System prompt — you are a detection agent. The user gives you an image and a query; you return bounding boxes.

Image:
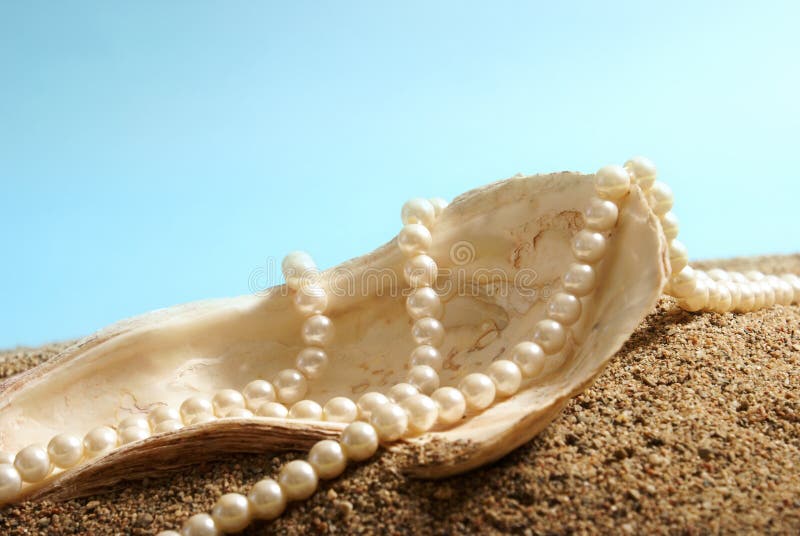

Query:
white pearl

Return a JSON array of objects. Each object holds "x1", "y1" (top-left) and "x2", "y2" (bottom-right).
[
  {"x1": 180, "y1": 397, "x2": 214, "y2": 424},
  {"x1": 723, "y1": 280, "x2": 741, "y2": 311},
  {"x1": 660, "y1": 212, "x2": 680, "y2": 240},
  {"x1": 148, "y1": 406, "x2": 181, "y2": 429},
  {"x1": 357, "y1": 392, "x2": 389, "y2": 421},
  {"x1": 730, "y1": 272, "x2": 749, "y2": 284},
  {"x1": 295, "y1": 347, "x2": 329, "y2": 380},
  {"x1": 679, "y1": 278, "x2": 709, "y2": 312},
  {"x1": 546, "y1": 292, "x2": 582, "y2": 326},
  {"x1": 242, "y1": 380, "x2": 277, "y2": 410},
  {"x1": 707, "y1": 280, "x2": 722, "y2": 311},
  {"x1": 83, "y1": 426, "x2": 118, "y2": 457},
  {"x1": 14, "y1": 445, "x2": 51, "y2": 482},
  {"x1": 322, "y1": 397, "x2": 358, "y2": 423},
  {"x1": 247, "y1": 478, "x2": 286, "y2": 520},
  {"x1": 751, "y1": 281, "x2": 766, "y2": 310},
  {"x1": 308, "y1": 439, "x2": 347, "y2": 479},
  {"x1": 584, "y1": 198, "x2": 619, "y2": 231},
  {"x1": 532, "y1": 319, "x2": 566, "y2": 355},
  {"x1": 406, "y1": 287, "x2": 443, "y2": 320},
  {"x1": 388, "y1": 383, "x2": 419, "y2": 404},
  {"x1": 768, "y1": 276, "x2": 793, "y2": 306},
  {"x1": 120, "y1": 426, "x2": 150, "y2": 444},
  {"x1": 571, "y1": 230, "x2": 607, "y2": 263},
  {"x1": 411, "y1": 317, "x2": 445, "y2": 347},
  {"x1": 780, "y1": 274, "x2": 800, "y2": 303},
  {"x1": 594, "y1": 165, "x2": 631, "y2": 200},
  {"x1": 401, "y1": 198, "x2": 436, "y2": 228},
  {"x1": 431, "y1": 387, "x2": 466, "y2": 425},
  {"x1": 256, "y1": 402, "x2": 288, "y2": 418},
  {"x1": 400, "y1": 394, "x2": 438, "y2": 434},
  {"x1": 486, "y1": 360, "x2": 522, "y2": 397},
  {"x1": 510, "y1": 341, "x2": 546, "y2": 378},
  {"x1": 409, "y1": 345, "x2": 443, "y2": 370},
  {"x1": 370, "y1": 402, "x2": 408, "y2": 441},
  {"x1": 211, "y1": 492, "x2": 252, "y2": 534},
  {"x1": 459, "y1": 373, "x2": 496, "y2": 411},
  {"x1": 47, "y1": 434, "x2": 84, "y2": 469},
  {"x1": 706, "y1": 268, "x2": 730, "y2": 281},
  {"x1": 736, "y1": 283, "x2": 756, "y2": 312},
  {"x1": 340, "y1": 422, "x2": 379, "y2": 461},
  {"x1": 404, "y1": 255, "x2": 438, "y2": 288},
  {"x1": 668, "y1": 239, "x2": 689, "y2": 273},
  {"x1": 715, "y1": 283, "x2": 733, "y2": 312},
  {"x1": 278, "y1": 459, "x2": 318, "y2": 501},
  {"x1": 294, "y1": 285, "x2": 328, "y2": 316},
  {"x1": 0, "y1": 463, "x2": 22, "y2": 504},
  {"x1": 301, "y1": 314, "x2": 334, "y2": 346},
  {"x1": 563, "y1": 263, "x2": 596, "y2": 297},
  {"x1": 746, "y1": 270, "x2": 765, "y2": 281},
  {"x1": 669, "y1": 266, "x2": 698, "y2": 297},
  {"x1": 221, "y1": 408, "x2": 253, "y2": 419},
  {"x1": 429, "y1": 197, "x2": 449, "y2": 218},
  {"x1": 398, "y1": 223, "x2": 433, "y2": 257},
  {"x1": 273, "y1": 369, "x2": 308, "y2": 405},
  {"x1": 281, "y1": 251, "x2": 318, "y2": 291},
  {"x1": 154, "y1": 419, "x2": 184, "y2": 433},
  {"x1": 181, "y1": 512, "x2": 220, "y2": 536},
  {"x1": 288, "y1": 400, "x2": 323, "y2": 420},
  {"x1": 624, "y1": 156, "x2": 657, "y2": 190},
  {"x1": 119, "y1": 416, "x2": 150, "y2": 431},
  {"x1": 761, "y1": 280, "x2": 776, "y2": 308},
  {"x1": 648, "y1": 181, "x2": 674, "y2": 215},
  {"x1": 407, "y1": 365, "x2": 440, "y2": 395},
  {"x1": 212, "y1": 389, "x2": 246, "y2": 417}
]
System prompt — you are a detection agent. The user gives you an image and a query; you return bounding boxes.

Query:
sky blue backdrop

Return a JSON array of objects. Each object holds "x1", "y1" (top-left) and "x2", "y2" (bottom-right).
[{"x1": 1, "y1": 1, "x2": 798, "y2": 347}]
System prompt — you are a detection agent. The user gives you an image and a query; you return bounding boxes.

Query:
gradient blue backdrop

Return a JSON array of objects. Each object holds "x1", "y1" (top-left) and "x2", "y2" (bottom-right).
[{"x1": 1, "y1": 1, "x2": 798, "y2": 348}]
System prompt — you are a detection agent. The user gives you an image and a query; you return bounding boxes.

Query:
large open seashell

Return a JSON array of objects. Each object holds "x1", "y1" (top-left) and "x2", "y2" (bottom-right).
[{"x1": 0, "y1": 171, "x2": 669, "y2": 502}]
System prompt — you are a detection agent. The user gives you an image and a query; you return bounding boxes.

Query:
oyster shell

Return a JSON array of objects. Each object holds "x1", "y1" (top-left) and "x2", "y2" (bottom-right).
[{"x1": 0, "y1": 171, "x2": 668, "y2": 502}]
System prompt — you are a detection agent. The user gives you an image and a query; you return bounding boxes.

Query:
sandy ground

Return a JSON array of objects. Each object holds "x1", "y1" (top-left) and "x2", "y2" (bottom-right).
[{"x1": 1, "y1": 255, "x2": 798, "y2": 535}]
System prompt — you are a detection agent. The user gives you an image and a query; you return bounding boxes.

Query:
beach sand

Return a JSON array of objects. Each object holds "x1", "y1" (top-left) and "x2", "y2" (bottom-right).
[{"x1": 1, "y1": 254, "x2": 798, "y2": 535}]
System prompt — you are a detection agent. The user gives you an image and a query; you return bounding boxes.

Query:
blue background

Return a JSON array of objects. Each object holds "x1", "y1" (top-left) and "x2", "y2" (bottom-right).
[{"x1": 1, "y1": 1, "x2": 798, "y2": 347}]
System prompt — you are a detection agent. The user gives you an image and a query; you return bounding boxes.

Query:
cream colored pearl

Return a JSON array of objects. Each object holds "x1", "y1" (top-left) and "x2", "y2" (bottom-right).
[
  {"x1": 730, "y1": 272, "x2": 749, "y2": 284},
  {"x1": 563, "y1": 263, "x2": 596, "y2": 297},
  {"x1": 661, "y1": 212, "x2": 680, "y2": 240},
  {"x1": 83, "y1": 426, "x2": 118, "y2": 457},
  {"x1": 388, "y1": 383, "x2": 419, "y2": 404},
  {"x1": 486, "y1": 360, "x2": 522, "y2": 397},
  {"x1": 624, "y1": 156, "x2": 657, "y2": 190},
  {"x1": 761, "y1": 280, "x2": 776, "y2": 308},
  {"x1": 0, "y1": 452, "x2": 14, "y2": 465},
  {"x1": 780, "y1": 274, "x2": 800, "y2": 302},
  {"x1": 584, "y1": 198, "x2": 618, "y2": 231},
  {"x1": 401, "y1": 198, "x2": 436, "y2": 228},
  {"x1": 706, "y1": 280, "x2": 722, "y2": 311},
  {"x1": 594, "y1": 164, "x2": 631, "y2": 200},
  {"x1": 404, "y1": 255, "x2": 438, "y2": 288},
  {"x1": 510, "y1": 341, "x2": 546, "y2": 378},
  {"x1": 679, "y1": 278, "x2": 709, "y2": 312},
  {"x1": 154, "y1": 419, "x2": 184, "y2": 433},
  {"x1": 180, "y1": 397, "x2": 214, "y2": 424},
  {"x1": 431, "y1": 387, "x2": 466, "y2": 425},
  {"x1": 14, "y1": 445, "x2": 51, "y2": 482},
  {"x1": 340, "y1": 422, "x2": 379, "y2": 461},
  {"x1": 723, "y1": 280, "x2": 741, "y2": 311},
  {"x1": 148, "y1": 406, "x2": 180, "y2": 429},
  {"x1": 459, "y1": 373, "x2": 496, "y2": 411},
  {"x1": 273, "y1": 369, "x2": 308, "y2": 405},
  {"x1": 713, "y1": 283, "x2": 733, "y2": 313},
  {"x1": 322, "y1": 397, "x2": 358, "y2": 423},
  {"x1": 751, "y1": 282, "x2": 766, "y2": 310},
  {"x1": 212, "y1": 389, "x2": 246, "y2": 417},
  {"x1": 247, "y1": 478, "x2": 286, "y2": 520},
  {"x1": 768, "y1": 276, "x2": 793, "y2": 306},
  {"x1": 411, "y1": 317, "x2": 445, "y2": 347},
  {"x1": 407, "y1": 365, "x2": 440, "y2": 395},
  {"x1": 181, "y1": 512, "x2": 220, "y2": 536},
  {"x1": 648, "y1": 181, "x2": 674, "y2": 215},
  {"x1": 301, "y1": 314, "x2": 334, "y2": 346},
  {"x1": 429, "y1": 197, "x2": 449, "y2": 218},
  {"x1": 398, "y1": 223, "x2": 433, "y2": 256},
  {"x1": 225, "y1": 385, "x2": 260, "y2": 411},
  {"x1": 357, "y1": 392, "x2": 389, "y2": 420},
  {"x1": 120, "y1": 426, "x2": 150, "y2": 444},
  {"x1": 706, "y1": 268, "x2": 730, "y2": 281},
  {"x1": 294, "y1": 285, "x2": 328, "y2": 316},
  {"x1": 406, "y1": 287, "x2": 443, "y2": 320},
  {"x1": 736, "y1": 283, "x2": 756, "y2": 312},
  {"x1": 289, "y1": 400, "x2": 323, "y2": 420},
  {"x1": 670, "y1": 266, "x2": 698, "y2": 298},
  {"x1": 546, "y1": 292, "x2": 582, "y2": 326},
  {"x1": 282, "y1": 251, "x2": 318, "y2": 291},
  {"x1": 370, "y1": 402, "x2": 408, "y2": 441},
  {"x1": 409, "y1": 345, "x2": 443, "y2": 370},
  {"x1": 119, "y1": 415, "x2": 149, "y2": 431},
  {"x1": 256, "y1": 402, "x2": 288, "y2": 418},
  {"x1": 746, "y1": 270, "x2": 765, "y2": 281},
  {"x1": 278, "y1": 460, "x2": 318, "y2": 501},
  {"x1": 400, "y1": 394, "x2": 438, "y2": 434},
  {"x1": 308, "y1": 439, "x2": 347, "y2": 479},
  {"x1": 295, "y1": 347, "x2": 329, "y2": 380},
  {"x1": 668, "y1": 239, "x2": 689, "y2": 273},
  {"x1": 0, "y1": 464, "x2": 22, "y2": 504},
  {"x1": 571, "y1": 230, "x2": 607, "y2": 263},
  {"x1": 532, "y1": 319, "x2": 566, "y2": 355},
  {"x1": 222, "y1": 408, "x2": 253, "y2": 419},
  {"x1": 47, "y1": 434, "x2": 84, "y2": 469},
  {"x1": 211, "y1": 492, "x2": 252, "y2": 533}
]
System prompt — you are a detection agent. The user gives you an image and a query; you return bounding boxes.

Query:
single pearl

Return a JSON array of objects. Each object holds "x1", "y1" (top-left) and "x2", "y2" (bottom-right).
[
  {"x1": 411, "y1": 317, "x2": 445, "y2": 347},
  {"x1": 295, "y1": 347, "x2": 329, "y2": 380},
  {"x1": 222, "y1": 408, "x2": 253, "y2": 419},
  {"x1": 679, "y1": 278, "x2": 709, "y2": 312},
  {"x1": 180, "y1": 397, "x2": 214, "y2": 424},
  {"x1": 760, "y1": 280, "x2": 776, "y2": 308},
  {"x1": 660, "y1": 212, "x2": 680, "y2": 240},
  {"x1": 47, "y1": 434, "x2": 84, "y2": 469},
  {"x1": 746, "y1": 270, "x2": 765, "y2": 281},
  {"x1": 431, "y1": 387, "x2": 466, "y2": 425},
  {"x1": 624, "y1": 156, "x2": 657, "y2": 190},
  {"x1": 212, "y1": 389, "x2": 246, "y2": 417},
  {"x1": 119, "y1": 415, "x2": 150, "y2": 431},
  {"x1": 242, "y1": 379, "x2": 277, "y2": 409},
  {"x1": 768, "y1": 276, "x2": 793, "y2": 306},
  {"x1": 723, "y1": 280, "x2": 742, "y2": 311},
  {"x1": 256, "y1": 402, "x2": 289, "y2": 418},
  {"x1": 730, "y1": 272, "x2": 749, "y2": 284},
  {"x1": 459, "y1": 373, "x2": 496, "y2": 411},
  {"x1": 751, "y1": 281, "x2": 766, "y2": 310},
  {"x1": 594, "y1": 164, "x2": 631, "y2": 200},
  {"x1": 278, "y1": 460, "x2": 318, "y2": 501},
  {"x1": 571, "y1": 230, "x2": 607, "y2": 263},
  {"x1": 532, "y1": 319, "x2": 566, "y2": 355},
  {"x1": 388, "y1": 383, "x2": 419, "y2": 404},
  {"x1": 83, "y1": 426, "x2": 118, "y2": 458},
  {"x1": 407, "y1": 365, "x2": 440, "y2": 395},
  {"x1": 211, "y1": 492, "x2": 252, "y2": 534},
  {"x1": 401, "y1": 198, "x2": 436, "y2": 228},
  {"x1": 301, "y1": 314, "x2": 334, "y2": 347},
  {"x1": 668, "y1": 239, "x2": 689, "y2": 273},
  {"x1": 0, "y1": 464, "x2": 22, "y2": 504},
  {"x1": 670, "y1": 266, "x2": 698, "y2": 298},
  {"x1": 322, "y1": 397, "x2": 358, "y2": 423},
  {"x1": 294, "y1": 285, "x2": 328, "y2": 316},
  {"x1": 713, "y1": 283, "x2": 733, "y2": 313},
  {"x1": 181, "y1": 512, "x2": 220, "y2": 536},
  {"x1": 247, "y1": 478, "x2": 286, "y2": 520},
  {"x1": 148, "y1": 406, "x2": 181, "y2": 429},
  {"x1": 289, "y1": 400, "x2": 323, "y2": 420},
  {"x1": 486, "y1": 360, "x2": 522, "y2": 397},
  {"x1": 429, "y1": 197, "x2": 449, "y2": 218},
  {"x1": 546, "y1": 292, "x2": 582, "y2": 326},
  {"x1": 120, "y1": 426, "x2": 150, "y2": 444},
  {"x1": 584, "y1": 198, "x2": 619, "y2": 231},
  {"x1": 398, "y1": 223, "x2": 433, "y2": 257},
  {"x1": 357, "y1": 392, "x2": 389, "y2": 421},
  {"x1": 706, "y1": 268, "x2": 731, "y2": 281},
  {"x1": 780, "y1": 273, "x2": 800, "y2": 303},
  {"x1": 563, "y1": 263, "x2": 596, "y2": 297},
  {"x1": 281, "y1": 251, "x2": 318, "y2": 291},
  {"x1": 706, "y1": 280, "x2": 722, "y2": 311},
  {"x1": 14, "y1": 445, "x2": 51, "y2": 482},
  {"x1": 510, "y1": 341, "x2": 546, "y2": 378},
  {"x1": 340, "y1": 422, "x2": 379, "y2": 461},
  {"x1": 154, "y1": 419, "x2": 184, "y2": 433},
  {"x1": 648, "y1": 181, "x2": 674, "y2": 215},
  {"x1": 406, "y1": 287, "x2": 443, "y2": 320},
  {"x1": 370, "y1": 402, "x2": 408, "y2": 441},
  {"x1": 308, "y1": 439, "x2": 347, "y2": 479},
  {"x1": 404, "y1": 255, "x2": 438, "y2": 288},
  {"x1": 409, "y1": 345, "x2": 443, "y2": 370},
  {"x1": 273, "y1": 369, "x2": 308, "y2": 405},
  {"x1": 400, "y1": 394, "x2": 438, "y2": 434},
  {"x1": 736, "y1": 283, "x2": 756, "y2": 312},
  {"x1": 0, "y1": 452, "x2": 14, "y2": 465}
]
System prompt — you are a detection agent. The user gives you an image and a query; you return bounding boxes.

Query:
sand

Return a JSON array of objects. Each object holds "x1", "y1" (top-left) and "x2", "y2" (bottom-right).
[{"x1": 1, "y1": 254, "x2": 798, "y2": 535}]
